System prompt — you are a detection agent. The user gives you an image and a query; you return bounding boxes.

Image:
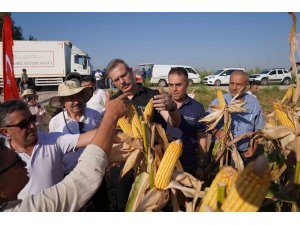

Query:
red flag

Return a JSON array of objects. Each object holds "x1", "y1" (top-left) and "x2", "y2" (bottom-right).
[{"x1": 2, "y1": 15, "x2": 20, "y2": 101}]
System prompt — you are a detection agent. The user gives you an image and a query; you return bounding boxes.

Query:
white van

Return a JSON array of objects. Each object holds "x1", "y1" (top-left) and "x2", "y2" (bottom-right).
[
  {"x1": 137, "y1": 64, "x2": 201, "y2": 87},
  {"x1": 203, "y1": 68, "x2": 245, "y2": 86}
]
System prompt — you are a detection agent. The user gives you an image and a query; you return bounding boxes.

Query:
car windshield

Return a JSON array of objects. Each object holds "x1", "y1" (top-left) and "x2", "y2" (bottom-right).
[
  {"x1": 260, "y1": 69, "x2": 271, "y2": 74},
  {"x1": 213, "y1": 70, "x2": 224, "y2": 75}
]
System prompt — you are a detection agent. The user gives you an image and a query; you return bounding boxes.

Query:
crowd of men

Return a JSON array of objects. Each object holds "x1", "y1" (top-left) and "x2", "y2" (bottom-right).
[{"x1": 0, "y1": 58, "x2": 264, "y2": 212}]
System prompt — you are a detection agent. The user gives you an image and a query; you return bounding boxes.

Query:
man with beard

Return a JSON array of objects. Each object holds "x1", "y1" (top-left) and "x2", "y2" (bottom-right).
[
  {"x1": 0, "y1": 100, "x2": 99, "y2": 200},
  {"x1": 105, "y1": 58, "x2": 181, "y2": 211}
]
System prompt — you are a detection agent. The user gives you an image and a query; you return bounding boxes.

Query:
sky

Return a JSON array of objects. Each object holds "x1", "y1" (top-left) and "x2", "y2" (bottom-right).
[{"x1": 11, "y1": 12, "x2": 300, "y2": 72}]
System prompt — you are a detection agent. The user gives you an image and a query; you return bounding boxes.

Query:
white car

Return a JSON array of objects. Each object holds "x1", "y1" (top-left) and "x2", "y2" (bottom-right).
[
  {"x1": 249, "y1": 68, "x2": 292, "y2": 85},
  {"x1": 203, "y1": 68, "x2": 245, "y2": 86},
  {"x1": 136, "y1": 64, "x2": 201, "y2": 87}
]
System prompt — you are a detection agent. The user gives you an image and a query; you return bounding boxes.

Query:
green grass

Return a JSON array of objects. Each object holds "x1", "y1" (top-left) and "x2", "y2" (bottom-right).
[{"x1": 189, "y1": 85, "x2": 286, "y2": 113}]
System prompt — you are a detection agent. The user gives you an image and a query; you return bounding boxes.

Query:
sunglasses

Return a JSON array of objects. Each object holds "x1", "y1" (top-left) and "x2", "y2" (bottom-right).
[
  {"x1": 4, "y1": 115, "x2": 37, "y2": 129},
  {"x1": 0, "y1": 154, "x2": 24, "y2": 175}
]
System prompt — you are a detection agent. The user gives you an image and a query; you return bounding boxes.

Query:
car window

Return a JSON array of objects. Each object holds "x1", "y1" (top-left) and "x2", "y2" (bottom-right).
[
  {"x1": 269, "y1": 70, "x2": 276, "y2": 75},
  {"x1": 185, "y1": 68, "x2": 197, "y2": 74},
  {"x1": 278, "y1": 70, "x2": 283, "y2": 74}
]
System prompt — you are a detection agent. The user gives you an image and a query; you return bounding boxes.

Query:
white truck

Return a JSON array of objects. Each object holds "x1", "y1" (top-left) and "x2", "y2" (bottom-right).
[
  {"x1": 136, "y1": 63, "x2": 201, "y2": 87},
  {"x1": 0, "y1": 40, "x2": 93, "y2": 87},
  {"x1": 249, "y1": 68, "x2": 292, "y2": 85}
]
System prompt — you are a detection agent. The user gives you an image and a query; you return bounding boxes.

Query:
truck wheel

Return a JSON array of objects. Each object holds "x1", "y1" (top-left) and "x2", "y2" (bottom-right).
[
  {"x1": 188, "y1": 79, "x2": 194, "y2": 86},
  {"x1": 282, "y1": 78, "x2": 291, "y2": 85},
  {"x1": 214, "y1": 80, "x2": 221, "y2": 86},
  {"x1": 158, "y1": 79, "x2": 167, "y2": 87},
  {"x1": 260, "y1": 78, "x2": 268, "y2": 86}
]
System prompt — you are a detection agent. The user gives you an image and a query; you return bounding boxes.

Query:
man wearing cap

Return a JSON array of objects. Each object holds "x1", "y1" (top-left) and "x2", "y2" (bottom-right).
[
  {"x1": 21, "y1": 89, "x2": 48, "y2": 132},
  {"x1": 49, "y1": 80, "x2": 103, "y2": 174}
]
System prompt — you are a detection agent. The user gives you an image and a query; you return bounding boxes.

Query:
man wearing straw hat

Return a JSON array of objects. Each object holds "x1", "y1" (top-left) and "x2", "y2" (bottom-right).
[
  {"x1": 49, "y1": 80, "x2": 103, "y2": 175},
  {"x1": 21, "y1": 89, "x2": 48, "y2": 132}
]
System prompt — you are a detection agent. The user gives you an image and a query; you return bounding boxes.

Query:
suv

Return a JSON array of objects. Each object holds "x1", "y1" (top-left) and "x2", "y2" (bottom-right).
[
  {"x1": 203, "y1": 68, "x2": 245, "y2": 86},
  {"x1": 249, "y1": 68, "x2": 292, "y2": 85}
]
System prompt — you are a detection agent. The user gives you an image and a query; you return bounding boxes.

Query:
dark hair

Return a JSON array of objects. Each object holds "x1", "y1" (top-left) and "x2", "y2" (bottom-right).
[
  {"x1": 168, "y1": 67, "x2": 188, "y2": 79},
  {"x1": 105, "y1": 59, "x2": 130, "y2": 77},
  {"x1": 22, "y1": 69, "x2": 26, "y2": 72},
  {"x1": 0, "y1": 100, "x2": 28, "y2": 127},
  {"x1": 249, "y1": 80, "x2": 260, "y2": 86},
  {"x1": 82, "y1": 75, "x2": 96, "y2": 83}
]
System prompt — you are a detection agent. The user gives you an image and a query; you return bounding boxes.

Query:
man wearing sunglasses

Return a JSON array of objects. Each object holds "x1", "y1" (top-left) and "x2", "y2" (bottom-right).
[
  {"x1": 0, "y1": 100, "x2": 102, "y2": 200},
  {"x1": 0, "y1": 92, "x2": 129, "y2": 211}
]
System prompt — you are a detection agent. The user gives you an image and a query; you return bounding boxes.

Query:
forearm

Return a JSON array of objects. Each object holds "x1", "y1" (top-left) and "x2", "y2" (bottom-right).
[
  {"x1": 167, "y1": 109, "x2": 181, "y2": 127},
  {"x1": 197, "y1": 133, "x2": 207, "y2": 165},
  {"x1": 91, "y1": 112, "x2": 118, "y2": 153}
]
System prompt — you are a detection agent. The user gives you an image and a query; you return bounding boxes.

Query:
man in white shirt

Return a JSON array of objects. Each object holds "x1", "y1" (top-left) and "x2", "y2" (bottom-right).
[
  {"x1": 0, "y1": 100, "x2": 99, "y2": 200},
  {"x1": 82, "y1": 75, "x2": 106, "y2": 113},
  {"x1": 0, "y1": 92, "x2": 129, "y2": 211},
  {"x1": 94, "y1": 69, "x2": 103, "y2": 89},
  {"x1": 49, "y1": 80, "x2": 103, "y2": 174}
]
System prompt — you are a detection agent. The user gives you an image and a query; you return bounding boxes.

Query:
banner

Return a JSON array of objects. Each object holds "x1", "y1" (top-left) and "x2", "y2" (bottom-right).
[{"x1": 2, "y1": 15, "x2": 20, "y2": 101}]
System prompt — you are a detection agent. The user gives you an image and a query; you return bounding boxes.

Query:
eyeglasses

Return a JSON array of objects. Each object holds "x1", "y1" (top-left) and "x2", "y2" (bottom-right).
[
  {"x1": 0, "y1": 154, "x2": 24, "y2": 175},
  {"x1": 4, "y1": 115, "x2": 37, "y2": 129}
]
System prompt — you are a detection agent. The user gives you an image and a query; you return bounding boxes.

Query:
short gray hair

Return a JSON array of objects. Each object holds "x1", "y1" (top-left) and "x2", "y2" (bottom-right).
[
  {"x1": 105, "y1": 59, "x2": 130, "y2": 77},
  {"x1": 0, "y1": 100, "x2": 28, "y2": 127}
]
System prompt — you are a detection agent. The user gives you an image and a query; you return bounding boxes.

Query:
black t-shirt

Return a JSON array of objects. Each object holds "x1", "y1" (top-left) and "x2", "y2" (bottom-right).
[{"x1": 111, "y1": 84, "x2": 166, "y2": 128}]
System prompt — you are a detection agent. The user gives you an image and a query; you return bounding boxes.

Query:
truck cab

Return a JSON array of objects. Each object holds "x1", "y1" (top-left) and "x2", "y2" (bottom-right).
[{"x1": 71, "y1": 45, "x2": 93, "y2": 76}]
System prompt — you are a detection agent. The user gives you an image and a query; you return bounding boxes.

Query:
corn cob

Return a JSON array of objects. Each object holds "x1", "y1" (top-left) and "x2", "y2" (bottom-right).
[
  {"x1": 281, "y1": 86, "x2": 293, "y2": 104},
  {"x1": 154, "y1": 140, "x2": 182, "y2": 190},
  {"x1": 217, "y1": 88, "x2": 226, "y2": 108},
  {"x1": 273, "y1": 102, "x2": 295, "y2": 129},
  {"x1": 132, "y1": 113, "x2": 142, "y2": 138},
  {"x1": 118, "y1": 117, "x2": 135, "y2": 138},
  {"x1": 199, "y1": 167, "x2": 237, "y2": 212},
  {"x1": 143, "y1": 98, "x2": 154, "y2": 123},
  {"x1": 221, "y1": 156, "x2": 271, "y2": 212}
]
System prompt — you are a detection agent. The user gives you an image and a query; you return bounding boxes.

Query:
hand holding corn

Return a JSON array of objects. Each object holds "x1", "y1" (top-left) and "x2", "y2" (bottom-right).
[{"x1": 153, "y1": 88, "x2": 175, "y2": 112}]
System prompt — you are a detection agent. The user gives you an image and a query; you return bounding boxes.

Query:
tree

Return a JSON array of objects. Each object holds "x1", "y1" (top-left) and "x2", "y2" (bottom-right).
[{"x1": 0, "y1": 12, "x2": 36, "y2": 41}]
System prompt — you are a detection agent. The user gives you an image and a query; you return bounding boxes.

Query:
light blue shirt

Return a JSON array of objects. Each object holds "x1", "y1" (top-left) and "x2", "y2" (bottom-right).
[{"x1": 209, "y1": 92, "x2": 265, "y2": 152}]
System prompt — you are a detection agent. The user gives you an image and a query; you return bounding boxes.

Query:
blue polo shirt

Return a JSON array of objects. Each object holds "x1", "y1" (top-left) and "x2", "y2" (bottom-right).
[
  {"x1": 209, "y1": 92, "x2": 265, "y2": 152},
  {"x1": 166, "y1": 96, "x2": 206, "y2": 173}
]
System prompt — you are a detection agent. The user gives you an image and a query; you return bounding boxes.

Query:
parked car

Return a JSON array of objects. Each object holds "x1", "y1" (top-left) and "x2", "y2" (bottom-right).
[
  {"x1": 136, "y1": 64, "x2": 201, "y2": 87},
  {"x1": 203, "y1": 68, "x2": 245, "y2": 86},
  {"x1": 249, "y1": 68, "x2": 292, "y2": 85}
]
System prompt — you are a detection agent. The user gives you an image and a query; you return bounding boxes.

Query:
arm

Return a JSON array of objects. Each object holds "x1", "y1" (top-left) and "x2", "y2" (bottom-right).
[
  {"x1": 153, "y1": 89, "x2": 181, "y2": 127},
  {"x1": 6, "y1": 93, "x2": 129, "y2": 212}
]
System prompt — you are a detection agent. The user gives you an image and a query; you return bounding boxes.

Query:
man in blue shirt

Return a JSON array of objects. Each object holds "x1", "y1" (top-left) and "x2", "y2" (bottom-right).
[
  {"x1": 209, "y1": 71, "x2": 265, "y2": 164},
  {"x1": 165, "y1": 67, "x2": 207, "y2": 177}
]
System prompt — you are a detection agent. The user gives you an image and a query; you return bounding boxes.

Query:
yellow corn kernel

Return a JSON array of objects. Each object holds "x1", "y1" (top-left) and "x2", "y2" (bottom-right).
[
  {"x1": 273, "y1": 102, "x2": 295, "y2": 129},
  {"x1": 118, "y1": 117, "x2": 135, "y2": 138},
  {"x1": 143, "y1": 98, "x2": 154, "y2": 123},
  {"x1": 154, "y1": 140, "x2": 183, "y2": 190},
  {"x1": 221, "y1": 156, "x2": 271, "y2": 212},
  {"x1": 281, "y1": 86, "x2": 293, "y2": 104},
  {"x1": 217, "y1": 88, "x2": 226, "y2": 108},
  {"x1": 131, "y1": 113, "x2": 142, "y2": 138},
  {"x1": 199, "y1": 167, "x2": 238, "y2": 212}
]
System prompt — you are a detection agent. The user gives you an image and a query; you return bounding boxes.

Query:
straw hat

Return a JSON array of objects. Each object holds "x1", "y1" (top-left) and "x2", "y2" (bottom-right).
[
  {"x1": 50, "y1": 80, "x2": 93, "y2": 108},
  {"x1": 21, "y1": 89, "x2": 36, "y2": 99}
]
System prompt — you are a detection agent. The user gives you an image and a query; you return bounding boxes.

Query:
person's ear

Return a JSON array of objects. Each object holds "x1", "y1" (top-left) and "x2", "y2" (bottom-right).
[{"x1": 0, "y1": 128, "x2": 10, "y2": 139}]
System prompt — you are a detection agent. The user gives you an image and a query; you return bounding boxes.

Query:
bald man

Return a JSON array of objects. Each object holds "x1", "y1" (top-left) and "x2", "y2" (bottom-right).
[{"x1": 209, "y1": 71, "x2": 265, "y2": 165}]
